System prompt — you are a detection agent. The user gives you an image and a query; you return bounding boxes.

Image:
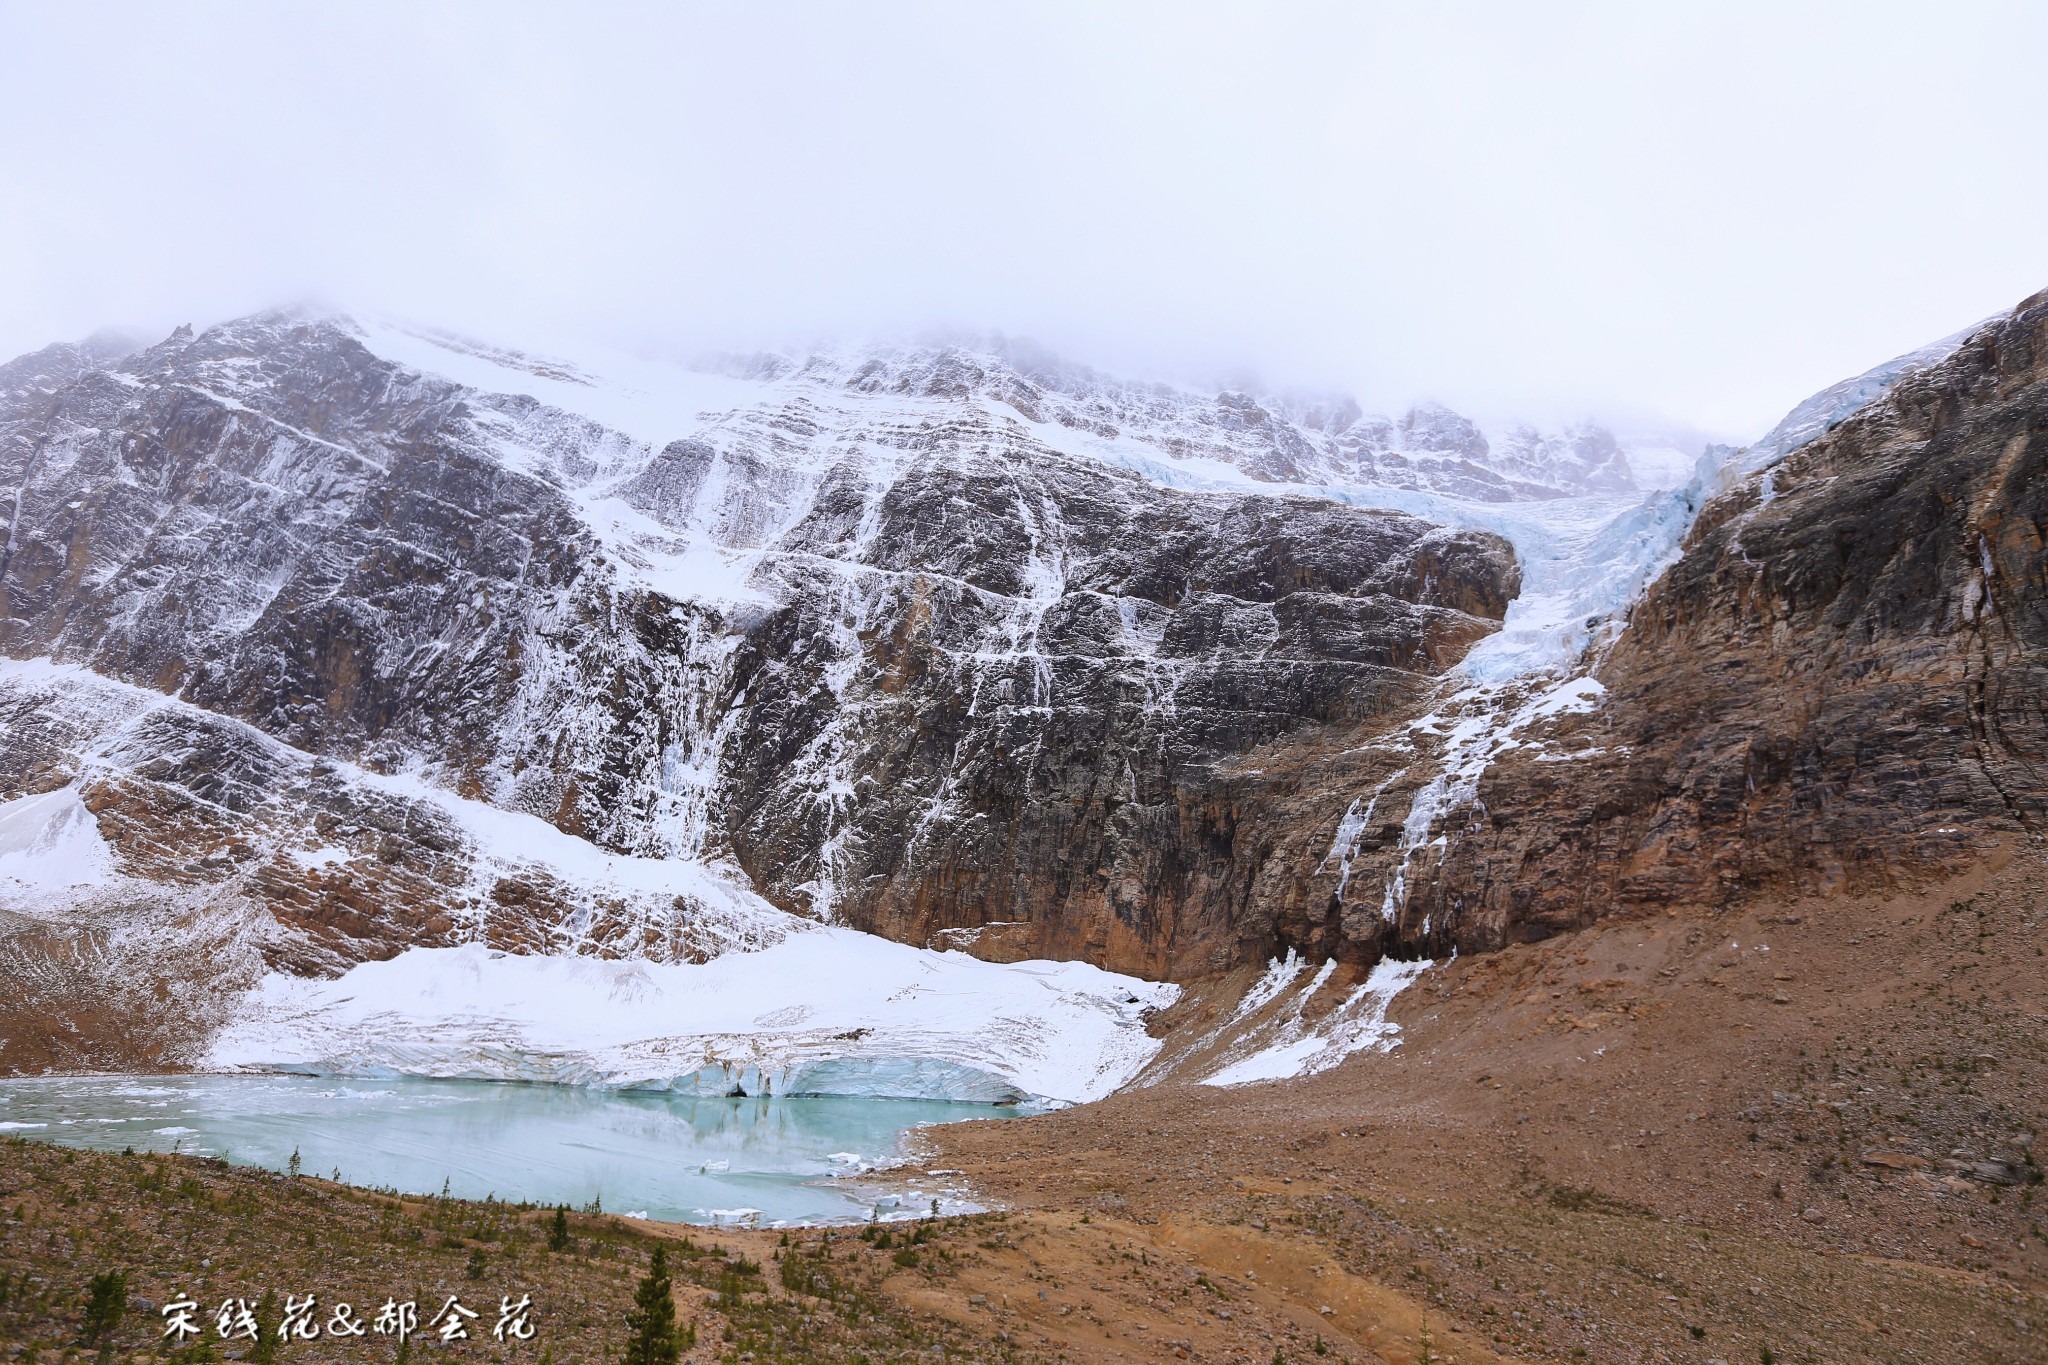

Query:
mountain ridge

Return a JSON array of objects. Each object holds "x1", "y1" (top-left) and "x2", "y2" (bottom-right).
[
  {"x1": 0, "y1": 292, "x2": 2036, "y2": 1043},
  {"x1": 0, "y1": 309, "x2": 1522, "y2": 982}
]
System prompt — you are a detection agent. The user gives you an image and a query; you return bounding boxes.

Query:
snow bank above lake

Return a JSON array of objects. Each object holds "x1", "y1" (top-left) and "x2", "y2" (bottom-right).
[{"x1": 207, "y1": 933, "x2": 1179, "y2": 1107}]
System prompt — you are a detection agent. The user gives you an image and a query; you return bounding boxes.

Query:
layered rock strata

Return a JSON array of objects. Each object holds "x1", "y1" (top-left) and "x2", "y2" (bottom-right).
[
  {"x1": 0, "y1": 316, "x2": 1517, "y2": 977},
  {"x1": 1363, "y1": 289, "x2": 2048, "y2": 951},
  {"x1": 4, "y1": 292, "x2": 2039, "y2": 985}
]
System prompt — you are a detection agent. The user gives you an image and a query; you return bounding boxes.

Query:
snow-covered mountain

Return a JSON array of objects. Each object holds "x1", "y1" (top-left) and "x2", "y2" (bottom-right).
[
  {"x1": 5, "y1": 297, "x2": 2030, "y2": 1099},
  {"x1": 684, "y1": 334, "x2": 1672, "y2": 502},
  {"x1": 0, "y1": 312, "x2": 1529, "y2": 976}
]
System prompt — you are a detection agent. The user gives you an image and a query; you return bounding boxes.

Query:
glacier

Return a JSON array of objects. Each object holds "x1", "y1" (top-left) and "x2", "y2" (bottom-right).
[
  {"x1": 0, "y1": 657, "x2": 1178, "y2": 1106},
  {"x1": 206, "y1": 933, "x2": 1178, "y2": 1107}
]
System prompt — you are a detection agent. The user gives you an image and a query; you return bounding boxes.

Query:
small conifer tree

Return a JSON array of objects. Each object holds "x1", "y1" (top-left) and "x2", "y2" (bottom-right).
[
  {"x1": 621, "y1": 1245, "x2": 680, "y2": 1365},
  {"x1": 248, "y1": 1289, "x2": 280, "y2": 1365},
  {"x1": 81, "y1": 1268, "x2": 126, "y2": 1344},
  {"x1": 549, "y1": 1205, "x2": 571, "y2": 1252}
]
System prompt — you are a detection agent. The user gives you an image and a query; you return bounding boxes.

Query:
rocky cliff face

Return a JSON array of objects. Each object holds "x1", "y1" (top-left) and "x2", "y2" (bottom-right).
[
  {"x1": 1005, "y1": 289, "x2": 2046, "y2": 975},
  {"x1": 1370, "y1": 289, "x2": 2048, "y2": 949},
  {"x1": 716, "y1": 467, "x2": 1512, "y2": 974},
  {"x1": 0, "y1": 313, "x2": 1520, "y2": 977},
  {"x1": 0, "y1": 320, "x2": 731, "y2": 860}
]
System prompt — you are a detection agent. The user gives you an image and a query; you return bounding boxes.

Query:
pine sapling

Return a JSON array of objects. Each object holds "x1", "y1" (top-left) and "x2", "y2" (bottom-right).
[
  {"x1": 81, "y1": 1269, "x2": 126, "y2": 1345},
  {"x1": 248, "y1": 1290, "x2": 280, "y2": 1365},
  {"x1": 622, "y1": 1245, "x2": 680, "y2": 1365}
]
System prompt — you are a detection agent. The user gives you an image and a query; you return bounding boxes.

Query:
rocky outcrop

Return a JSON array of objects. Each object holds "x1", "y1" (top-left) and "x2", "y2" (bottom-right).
[
  {"x1": 715, "y1": 465, "x2": 1513, "y2": 975},
  {"x1": 1389, "y1": 289, "x2": 2048, "y2": 947},
  {"x1": 0, "y1": 661, "x2": 788, "y2": 974},
  {"x1": 0, "y1": 318, "x2": 732, "y2": 862},
  {"x1": 1119, "y1": 290, "x2": 2047, "y2": 974}
]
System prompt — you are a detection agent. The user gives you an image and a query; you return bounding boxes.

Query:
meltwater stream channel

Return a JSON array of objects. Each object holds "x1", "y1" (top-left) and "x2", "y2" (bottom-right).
[{"x1": 0, "y1": 1075, "x2": 1016, "y2": 1225}]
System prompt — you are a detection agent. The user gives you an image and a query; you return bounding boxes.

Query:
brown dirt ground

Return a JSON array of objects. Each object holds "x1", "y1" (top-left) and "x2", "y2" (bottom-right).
[{"x1": 879, "y1": 841, "x2": 2048, "y2": 1364}]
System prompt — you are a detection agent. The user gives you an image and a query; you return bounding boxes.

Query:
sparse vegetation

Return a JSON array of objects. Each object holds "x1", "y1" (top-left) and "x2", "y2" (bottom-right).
[{"x1": 0, "y1": 1139, "x2": 1031, "y2": 1364}]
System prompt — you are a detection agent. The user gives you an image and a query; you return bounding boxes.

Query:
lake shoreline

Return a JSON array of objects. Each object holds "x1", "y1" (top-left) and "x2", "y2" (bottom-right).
[{"x1": 0, "y1": 1073, "x2": 1017, "y2": 1227}]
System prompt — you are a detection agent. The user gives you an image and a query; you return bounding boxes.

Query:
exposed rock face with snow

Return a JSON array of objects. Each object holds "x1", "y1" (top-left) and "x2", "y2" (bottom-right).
[
  {"x1": 716, "y1": 475, "x2": 1514, "y2": 974},
  {"x1": 2, "y1": 288, "x2": 2041, "y2": 1042},
  {"x1": 1389, "y1": 289, "x2": 2048, "y2": 945},
  {"x1": 0, "y1": 314, "x2": 1527, "y2": 981},
  {"x1": 0, "y1": 321, "x2": 704, "y2": 859},
  {"x1": 0, "y1": 659, "x2": 789, "y2": 975},
  {"x1": 741, "y1": 340, "x2": 1658, "y2": 501},
  {"x1": 1006, "y1": 291, "x2": 2046, "y2": 975}
]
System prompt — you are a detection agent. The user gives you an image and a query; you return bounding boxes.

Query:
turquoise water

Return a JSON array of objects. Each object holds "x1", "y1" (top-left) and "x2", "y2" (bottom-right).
[{"x1": 0, "y1": 1074, "x2": 1009, "y2": 1225}]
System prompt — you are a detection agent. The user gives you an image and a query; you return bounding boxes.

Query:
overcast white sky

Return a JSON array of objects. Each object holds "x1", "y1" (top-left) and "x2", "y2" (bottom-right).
[{"x1": 3, "y1": 3, "x2": 2043, "y2": 437}]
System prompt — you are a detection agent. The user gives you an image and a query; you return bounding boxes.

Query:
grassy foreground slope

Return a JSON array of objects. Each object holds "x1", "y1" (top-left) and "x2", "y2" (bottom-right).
[{"x1": 0, "y1": 1137, "x2": 1050, "y2": 1364}]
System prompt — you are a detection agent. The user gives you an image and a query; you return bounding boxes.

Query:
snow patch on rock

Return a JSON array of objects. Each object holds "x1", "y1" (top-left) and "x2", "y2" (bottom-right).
[
  {"x1": 0, "y1": 786, "x2": 117, "y2": 901},
  {"x1": 1375, "y1": 675, "x2": 1606, "y2": 924},
  {"x1": 1202, "y1": 956, "x2": 1431, "y2": 1087}
]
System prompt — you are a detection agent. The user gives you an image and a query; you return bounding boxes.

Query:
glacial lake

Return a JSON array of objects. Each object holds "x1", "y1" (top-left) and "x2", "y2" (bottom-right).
[{"x1": 0, "y1": 1074, "x2": 1012, "y2": 1225}]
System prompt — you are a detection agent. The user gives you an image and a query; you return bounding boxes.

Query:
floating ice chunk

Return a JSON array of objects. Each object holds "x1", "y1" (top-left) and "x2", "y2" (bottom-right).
[{"x1": 696, "y1": 1208, "x2": 766, "y2": 1225}]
